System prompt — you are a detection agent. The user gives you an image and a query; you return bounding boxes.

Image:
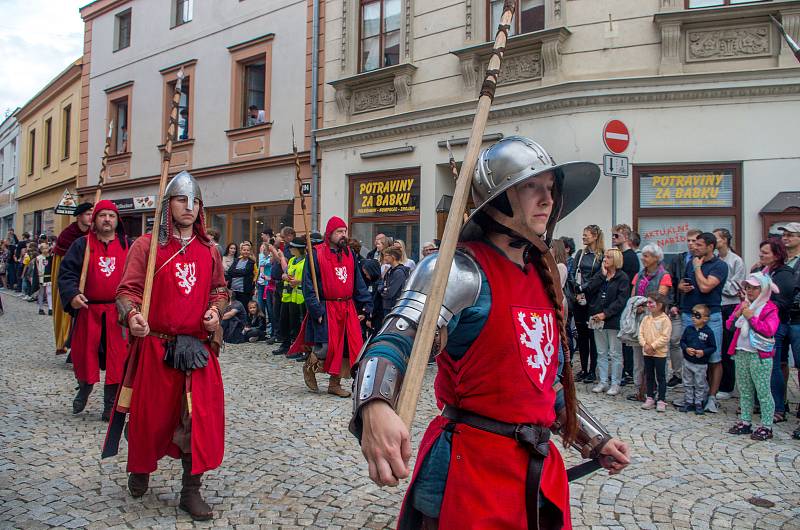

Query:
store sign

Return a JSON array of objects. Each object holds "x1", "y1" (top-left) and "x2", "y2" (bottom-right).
[
  {"x1": 639, "y1": 216, "x2": 734, "y2": 255},
  {"x1": 54, "y1": 188, "x2": 78, "y2": 215},
  {"x1": 112, "y1": 195, "x2": 156, "y2": 212},
  {"x1": 639, "y1": 170, "x2": 734, "y2": 209},
  {"x1": 353, "y1": 175, "x2": 419, "y2": 217}
]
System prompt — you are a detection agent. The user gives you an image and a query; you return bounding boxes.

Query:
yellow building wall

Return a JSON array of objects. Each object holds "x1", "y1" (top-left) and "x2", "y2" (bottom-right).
[{"x1": 17, "y1": 69, "x2": 81, "y2": 237}]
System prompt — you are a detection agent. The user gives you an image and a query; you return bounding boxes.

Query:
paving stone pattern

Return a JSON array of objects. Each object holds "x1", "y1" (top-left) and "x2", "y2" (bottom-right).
[{"x1": 1, "y1": 292, "x2": 799, "y2": 529}]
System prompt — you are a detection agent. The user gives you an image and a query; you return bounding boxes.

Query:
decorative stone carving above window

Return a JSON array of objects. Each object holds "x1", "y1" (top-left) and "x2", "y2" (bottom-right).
[
  {"x1": 686, "y1": 23, "x2": 773, "y2": 62},
  {"x1": 654, "y1": 1, "x2": 800, "y2": 72},
  {"x1": 451, "y1": 27, "x2": 569, "y2": 93},
  {"x1": 330, "y1": 63, "x2": 417, "y2": 117}
]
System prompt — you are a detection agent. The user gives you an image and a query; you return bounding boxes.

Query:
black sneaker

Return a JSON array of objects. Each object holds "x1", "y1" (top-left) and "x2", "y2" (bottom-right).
[
  {"x1": 620, "y1": 375, "x2": 632, "y2": 387},
  {"x1": 273, "y1": 345, "x2": 289, "y2": 355},
  {"x1": 573, "y1": 370, "x2": 586, "y2": 382},
  {"x1": 583, "y1": 373, "x2": 596, "y2": 384},
  {"x1": 38, "y1": 309, "x2": 45, "y2": 315},
  {"x1": 666, "y1": 375, "x2": 682, "y2": 387}
]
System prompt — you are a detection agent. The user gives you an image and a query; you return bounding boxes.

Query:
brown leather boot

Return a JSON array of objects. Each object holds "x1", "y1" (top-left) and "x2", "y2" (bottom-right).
[
  {"x1": 178, "y1": 453, "x2": 213, "y2": 521},
  {"x1": 127, "y1": 473, "x2": 150, "y2": 498},
  {"x1": 327, "y1": 376, "x2": 351, "y2": 398},
  {"x1": 303, "y1": 353, "x2": 319, "y2": 392}
]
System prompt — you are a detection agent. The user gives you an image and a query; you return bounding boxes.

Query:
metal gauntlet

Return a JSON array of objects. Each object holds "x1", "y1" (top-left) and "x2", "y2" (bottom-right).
[
  {"x1": 552, "y1": 400, "x2": 612, "y2": 460},
  {"x1": 349, "y1": 356, "x2": 404, "y2": 440}
]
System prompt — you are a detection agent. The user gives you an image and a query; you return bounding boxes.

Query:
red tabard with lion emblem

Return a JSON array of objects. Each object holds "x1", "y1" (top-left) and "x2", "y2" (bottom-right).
[
  {"x1": 399, "y1": 241, "x2": 570, "y2": 529},
  {"x1": 71, "y1": 233, "x2": 129, "y2": 386}
]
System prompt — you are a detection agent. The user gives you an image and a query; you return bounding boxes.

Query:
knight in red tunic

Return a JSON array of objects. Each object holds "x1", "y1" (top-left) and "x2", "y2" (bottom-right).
[
  {"x1": 52, "y1": 201, "x2": 93, "y2": 355},
  {"x1": 350, "y1": 137, "x2": 631, "y2": 529},
  {"x1": 291, "y1": 216, "x2": 373, "y2": 397},
  {"x1": 57, "y1": 200, "x2": 131, "y2": 421},
  {"x1": 102, "y1": 171, "x2": 228, "y2": 522}
]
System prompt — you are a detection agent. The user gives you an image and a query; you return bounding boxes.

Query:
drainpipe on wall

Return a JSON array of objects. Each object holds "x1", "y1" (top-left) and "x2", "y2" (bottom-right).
[{"x1": 310, "y1": 0, "x2": 321, "y2": 232}]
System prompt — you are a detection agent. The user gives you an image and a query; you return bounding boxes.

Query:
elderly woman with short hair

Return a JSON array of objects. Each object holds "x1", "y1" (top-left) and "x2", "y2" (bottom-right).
[{"x1": 626, "y1": 243, "x2": 673, "y2": 401}]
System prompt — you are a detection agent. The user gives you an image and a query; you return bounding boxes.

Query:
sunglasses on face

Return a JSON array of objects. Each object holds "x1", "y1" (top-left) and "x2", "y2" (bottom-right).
[{"x1": 691, "y1": 312, "x2": 705, "y2": 319}]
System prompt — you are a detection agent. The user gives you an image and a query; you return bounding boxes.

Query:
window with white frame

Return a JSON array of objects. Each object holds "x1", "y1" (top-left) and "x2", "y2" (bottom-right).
[
  {"x1": 488, "y1": 0, "x2": 544, "y2": 39},
  {"x1": 173, "y1": 0, "x2": 193, "y2": 27}
]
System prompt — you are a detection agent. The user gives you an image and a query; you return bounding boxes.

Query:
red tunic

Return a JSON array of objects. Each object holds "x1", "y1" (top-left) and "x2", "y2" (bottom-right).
[
  {"x1": 400, "y1": 241, "x2": 570, "y2": 529},
  {"x1": 71, "y1": 233, "x2": 129, "y2": 385},
  {"x1": 112, "y1": 235, "x2": 227, "y2": 474},
  {"x1": 315, "y1": 244, "x2": 364, "y2": 375}
]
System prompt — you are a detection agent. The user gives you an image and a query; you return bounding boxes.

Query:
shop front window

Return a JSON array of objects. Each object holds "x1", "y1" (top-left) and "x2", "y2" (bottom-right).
[
  {"x1": 207, "y1": 202, "x2": 293, "y2": 250},
  {"x1": 634, "y1": 163, "x2": 741, "y2": 256},
  {"x1": 350, "y1": 168, "x2": 421, "y2": 262}
]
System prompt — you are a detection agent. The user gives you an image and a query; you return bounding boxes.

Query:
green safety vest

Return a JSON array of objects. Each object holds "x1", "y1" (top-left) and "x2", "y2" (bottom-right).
[{"x1": 282, "y1": 256, "x2": 306, "y2": 304}]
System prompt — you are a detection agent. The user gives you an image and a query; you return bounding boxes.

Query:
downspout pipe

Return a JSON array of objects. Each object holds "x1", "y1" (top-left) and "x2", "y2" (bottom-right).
[{"x1": 310, "y1": 0, "x2": 321, "y2": 232}]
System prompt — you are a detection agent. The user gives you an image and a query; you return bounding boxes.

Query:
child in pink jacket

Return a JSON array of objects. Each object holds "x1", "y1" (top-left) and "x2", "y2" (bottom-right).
[{"x1": 725, "y1": 272, "x2": 780, "y2": 441}]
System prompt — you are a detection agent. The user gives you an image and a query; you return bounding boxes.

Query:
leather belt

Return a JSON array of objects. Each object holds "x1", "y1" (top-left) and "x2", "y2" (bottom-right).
[
  {"x1": 323, "y1": 297, "x2": 351, "y2": 302},
  {"x1": 148, "y1": 331, "x2": 175, "y2": 340},
  {"x1": 442, "y1": 405, "x2": 550, "y2": 530}
]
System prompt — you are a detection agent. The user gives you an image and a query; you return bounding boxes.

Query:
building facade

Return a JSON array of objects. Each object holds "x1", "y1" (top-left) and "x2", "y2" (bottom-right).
[
  {"x1": 16, "y1": 61, "x2": 83, "y2": 239},
  {"x1": 317, "y1": 0, "x2": 800, "y2": 265},
  {"x1": 79, "y1": 0, "x2": 325, "y2": 244},
  {"x1": 0, "y1": 110, "x2": 21, "y2": 235}
]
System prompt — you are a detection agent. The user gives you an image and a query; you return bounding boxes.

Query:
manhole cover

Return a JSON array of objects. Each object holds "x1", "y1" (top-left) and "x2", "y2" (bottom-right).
[{"x1": 747, "y1": 497, "x2": 775, "y2": 508}]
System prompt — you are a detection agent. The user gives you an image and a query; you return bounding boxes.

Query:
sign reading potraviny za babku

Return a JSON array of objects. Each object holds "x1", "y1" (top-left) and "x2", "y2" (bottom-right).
[
  {"x1": 603, "y1": 119, "x2": 630, "y2": 154},
  {"x1": 352, "y1": 174, "x2": 420, "y2": 217}
]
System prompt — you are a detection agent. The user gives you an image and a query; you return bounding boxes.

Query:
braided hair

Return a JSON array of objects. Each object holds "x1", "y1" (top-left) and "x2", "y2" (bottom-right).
[{"x1": 526, "y1": 244, "x2": 578, "y2": 445}]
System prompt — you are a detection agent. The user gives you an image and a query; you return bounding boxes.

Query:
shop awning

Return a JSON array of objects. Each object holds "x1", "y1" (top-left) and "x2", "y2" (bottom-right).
[{"x1": 760, "y1": 191, "x2": 800, "y2": 213}]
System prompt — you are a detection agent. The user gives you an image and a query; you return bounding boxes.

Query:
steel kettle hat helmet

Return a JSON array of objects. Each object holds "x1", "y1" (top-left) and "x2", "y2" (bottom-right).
[
  {"x1": 460, "y1": 136, "x2": 600, "y2": 241},
  {"x1": 158, "y1": 170, "x2": 211, "y2": 246}
]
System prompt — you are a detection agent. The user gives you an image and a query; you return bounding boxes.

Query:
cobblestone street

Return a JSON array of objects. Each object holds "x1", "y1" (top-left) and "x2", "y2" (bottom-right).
[{"x1": 1, "y1": 291, "x2": 800, "y2": 529}]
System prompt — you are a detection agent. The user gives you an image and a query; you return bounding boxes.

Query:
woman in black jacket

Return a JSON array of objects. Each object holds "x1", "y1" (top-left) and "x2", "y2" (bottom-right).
[
  {"x1": 380, "y1": 247, "x2": 410, "y2": 321},
  {"x1": 753, "y1": 238, "x2": 794, "y2": 422},
  {"x1": 360, "y1": 258, "x2": 383, "y2": 336},
  {"x1": 580, "y1": 248, "x2": 630, "y2": 396},
  {"x1": 227, "y1": 241, "x2": 256, "y2": 307},
  {"x1": 569, "y1": 224, "x2": 605, "y2": 383}
]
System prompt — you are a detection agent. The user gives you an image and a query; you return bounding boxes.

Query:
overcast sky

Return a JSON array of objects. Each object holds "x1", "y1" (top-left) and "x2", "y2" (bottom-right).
[{"x1": 0, "y1": 0, "x2": 86, "y2": 118}]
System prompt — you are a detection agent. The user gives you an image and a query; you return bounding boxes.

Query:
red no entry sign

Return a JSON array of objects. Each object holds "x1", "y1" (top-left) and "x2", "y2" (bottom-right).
[{"x1": 603, "y1": 120, "x2": 630, "y2": 154}]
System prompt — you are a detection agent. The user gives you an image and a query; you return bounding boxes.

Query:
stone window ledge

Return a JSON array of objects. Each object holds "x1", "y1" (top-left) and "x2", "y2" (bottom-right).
[
  {"x1": 224, "y1": 122, "x2": 272, "y2": 163},
  {"x1": 157, "y1": 139, "x2": 195, "y2": 174},
  {"x1": 329, "y1": 63, "x2": 417, "y2": 117},
  {"x1": 451, "y1": 27, "x2": 570, "y2": 91},
  {"x1": 106, "y1": 152, "x2": 131, "y2": 182},
  {"x1": 654, "y1": 1, "x2": 800, "y2": 73}
]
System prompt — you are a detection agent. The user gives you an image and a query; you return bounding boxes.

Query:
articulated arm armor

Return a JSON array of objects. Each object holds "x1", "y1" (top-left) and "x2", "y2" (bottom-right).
[
  {"x1": 551, "y1": 386, "x2": 612, "y2": 460},
  {"x1": 349, "y1": 251, "x2": 482, "y2": 438}
]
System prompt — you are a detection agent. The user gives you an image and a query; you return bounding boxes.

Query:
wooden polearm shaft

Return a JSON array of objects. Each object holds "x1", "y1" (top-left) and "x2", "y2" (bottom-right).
[
  {"x1": 292, "y1": 126, "x2": 320, "y2": 300},
  {"x1": 141, "y1": 69, "x2": 185, "y2": 321},
  {"x1": 395, "y1": 0, "x2": 516, "y2": 428},
  {"x1": 770, "y1": 15, "x2": 800, "y2": 62},
  {"x1": 78, "y1": 121, "x2": 113, "y2": 293},
  {"x1": 446, "y1": 139, "x2": 470, "y2": 223}
]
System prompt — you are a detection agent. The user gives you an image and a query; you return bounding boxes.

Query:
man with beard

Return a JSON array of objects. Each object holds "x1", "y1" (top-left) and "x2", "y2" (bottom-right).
[
  {"x1": 58, "y1": 201, "x2": 130, "y2": 420},
  {"x1": 291, "y1": 216, "x2": 372, "y2": 397},
  {"x1": 103, "y1": 171, "x2": 228, "y2": 521},
  {"x1": 349, "y1": 137, "x2": 630, "y2": 529},
  {"x1": 52, "y1": 202, "x2": 93, "y2": 355}
]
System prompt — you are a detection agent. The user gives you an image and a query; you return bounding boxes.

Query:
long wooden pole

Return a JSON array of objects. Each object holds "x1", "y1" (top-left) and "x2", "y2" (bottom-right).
[
  {"x1": 446, "y1": 139, "x2": 470, "y2": 223},
  {"x1": 292, "y1": 126, "x2": 319, "y2": 300},
  {"x1": 141, "y1": 69, "x2": 185, "y2": 321},
  {"x1": 770, "y1": 15, "x2": 800, "y2": 62},
  {"x1": 78, "y1": 121, "x2": 113, "y2": 292},
  {"x1": 395, "y1": 1, "x2": 516, "y2": 428}
]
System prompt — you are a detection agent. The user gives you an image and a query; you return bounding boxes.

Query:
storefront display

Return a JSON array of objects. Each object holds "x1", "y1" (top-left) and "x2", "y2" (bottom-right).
[
  {"x1": 206, "y1": 202, "x2": 292, "y2": 248},
  {"x1": 634, "y1": 163, "x2": 741, "y2": 254},
  {"x1": 349, "y1": 168, "x2": 420, "y2": 261}
]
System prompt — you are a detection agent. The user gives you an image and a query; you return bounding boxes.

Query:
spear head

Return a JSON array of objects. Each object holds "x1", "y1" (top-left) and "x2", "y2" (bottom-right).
[
  {"x1": 175, "y1": 67, "x2": 186, "y2": 93},
  {"x1": 106, "y1": 120, "x2": 114, "y2": 140},
  {"x1": 445, "y1": 139, "x2": 456, "y2": 164}
]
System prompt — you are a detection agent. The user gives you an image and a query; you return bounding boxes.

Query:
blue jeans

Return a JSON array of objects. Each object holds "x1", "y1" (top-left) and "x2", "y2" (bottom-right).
[
  {"x1": 682, "y1": 311, "x2": 723, "y2": 363},
  {"x1": 770, "y1": 323, "x2": 789, "y2": 415},
  {"x1": 593, "y1": 328, "x2": 622, "y2": 386},
  {"x1": 787, "y1": 323, "x2": 800, "y2": 370}
]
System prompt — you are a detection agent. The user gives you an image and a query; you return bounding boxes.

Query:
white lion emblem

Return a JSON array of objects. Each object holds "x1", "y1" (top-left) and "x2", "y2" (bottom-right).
[
  {"x1": 519, "y1": 311, "x2": 556, "y2": 385},
  {"x1": 98, "y1": 256, "x2": 116, "y2": 278},
  {"x1": 175, "y1": 262, "x2": 197, "y2": 295},
  {"x1": 335, "y1": 266, "x2": 348, "y2": 283}
]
